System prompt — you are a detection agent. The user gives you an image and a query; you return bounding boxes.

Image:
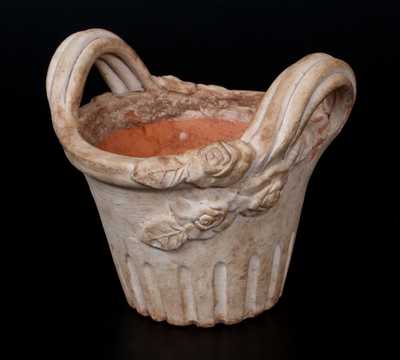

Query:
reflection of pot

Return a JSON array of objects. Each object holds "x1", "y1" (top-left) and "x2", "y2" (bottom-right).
[{"x1": 47, "y1": 29, "x2": 356, "y2": 327}]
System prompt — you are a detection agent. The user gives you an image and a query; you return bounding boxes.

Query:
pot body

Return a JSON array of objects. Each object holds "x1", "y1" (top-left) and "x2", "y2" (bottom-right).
[
  {"x1": 47, "y1": 29, "x2": 356, "y2": 327},
  {"x1": 86, "y1": 160, "x2": 313, "y2": 327}
]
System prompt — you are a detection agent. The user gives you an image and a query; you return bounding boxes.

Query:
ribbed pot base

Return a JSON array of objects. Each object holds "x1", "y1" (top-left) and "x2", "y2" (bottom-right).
[{"x1": 117, "y1": 235, "x2": 294, "y2": 327}]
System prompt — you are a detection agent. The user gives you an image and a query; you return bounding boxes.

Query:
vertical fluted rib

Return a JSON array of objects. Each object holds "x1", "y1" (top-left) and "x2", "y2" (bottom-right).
[
  {"x1": 213, "y1": 262, "x2": 227, "y2": 321},
  {"x1": 127, "y1": 258, "x2": 147, "y2": 314},
  {"x1": 245, "y1": 255, "x2": 260, "y2": 315},
  {"x1": 142, "y1": 263, "x2": 166, "y2": 321},
  {"x1": 280, "y1": 232, "x2": 296, "y2": 296},
  {"x1": 267, "y1": 244, "x2": 282, "y2": 305},
  {"x1": 178, "y1": 266, "x2": 198, "y2": 323}
]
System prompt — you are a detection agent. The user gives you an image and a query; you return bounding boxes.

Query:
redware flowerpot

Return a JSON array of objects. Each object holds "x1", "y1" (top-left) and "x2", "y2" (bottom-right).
[{"x1": 47, "y1": 29, "x2": 356, "y2": 327}]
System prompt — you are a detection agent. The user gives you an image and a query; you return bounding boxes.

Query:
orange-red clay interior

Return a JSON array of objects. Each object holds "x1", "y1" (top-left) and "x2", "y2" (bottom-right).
[{"x1": 97, "y1": 117, "x2": 249, "y2": 157}]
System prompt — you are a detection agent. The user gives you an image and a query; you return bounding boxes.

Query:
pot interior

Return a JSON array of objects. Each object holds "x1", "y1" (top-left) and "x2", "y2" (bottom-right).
[
  {"x1": 77, "y1": 84, "x2": 263, "y2": 158},
  {"x1": 96, "y1": 117, "x2": 248, "y2": 157}
]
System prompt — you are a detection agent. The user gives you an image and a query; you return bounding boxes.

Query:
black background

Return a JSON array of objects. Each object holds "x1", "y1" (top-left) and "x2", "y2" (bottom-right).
[{"x1": 2, "y1": 1, "x2": 398, "y2": 359}]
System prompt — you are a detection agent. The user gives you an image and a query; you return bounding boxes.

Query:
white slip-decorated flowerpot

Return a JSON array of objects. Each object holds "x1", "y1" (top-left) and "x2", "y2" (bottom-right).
[{"x1": 47, "y1": 29, "x2": 356, "y2": 327}]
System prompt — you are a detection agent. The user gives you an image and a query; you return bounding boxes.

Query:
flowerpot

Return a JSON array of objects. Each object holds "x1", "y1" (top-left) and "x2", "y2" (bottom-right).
[{"x1": 47, "y1": 29, "x2": 356, "y2": 327}]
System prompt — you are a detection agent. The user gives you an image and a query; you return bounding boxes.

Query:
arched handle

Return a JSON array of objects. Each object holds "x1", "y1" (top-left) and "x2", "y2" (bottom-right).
[
  {"x1": 242, "y1": 53, "x2": 356, "y2": 174},
  {"x1": 47, "y1": 28, "x2": 161, "y2": 125}
]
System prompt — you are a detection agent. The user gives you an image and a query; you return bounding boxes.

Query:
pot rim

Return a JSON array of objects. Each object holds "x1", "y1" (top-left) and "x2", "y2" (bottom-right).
[{"x1": 59, "y1": 76, "x2": 264, "y2": 190}]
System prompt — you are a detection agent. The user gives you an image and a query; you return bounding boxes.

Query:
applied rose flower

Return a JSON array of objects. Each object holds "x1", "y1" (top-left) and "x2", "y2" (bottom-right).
[
  {"x1": 193, "y1": 208, "x2": 226, "y2": 230},
  {"x1": 199, "y1": 142, "x2": 239, "y2": 177}
]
